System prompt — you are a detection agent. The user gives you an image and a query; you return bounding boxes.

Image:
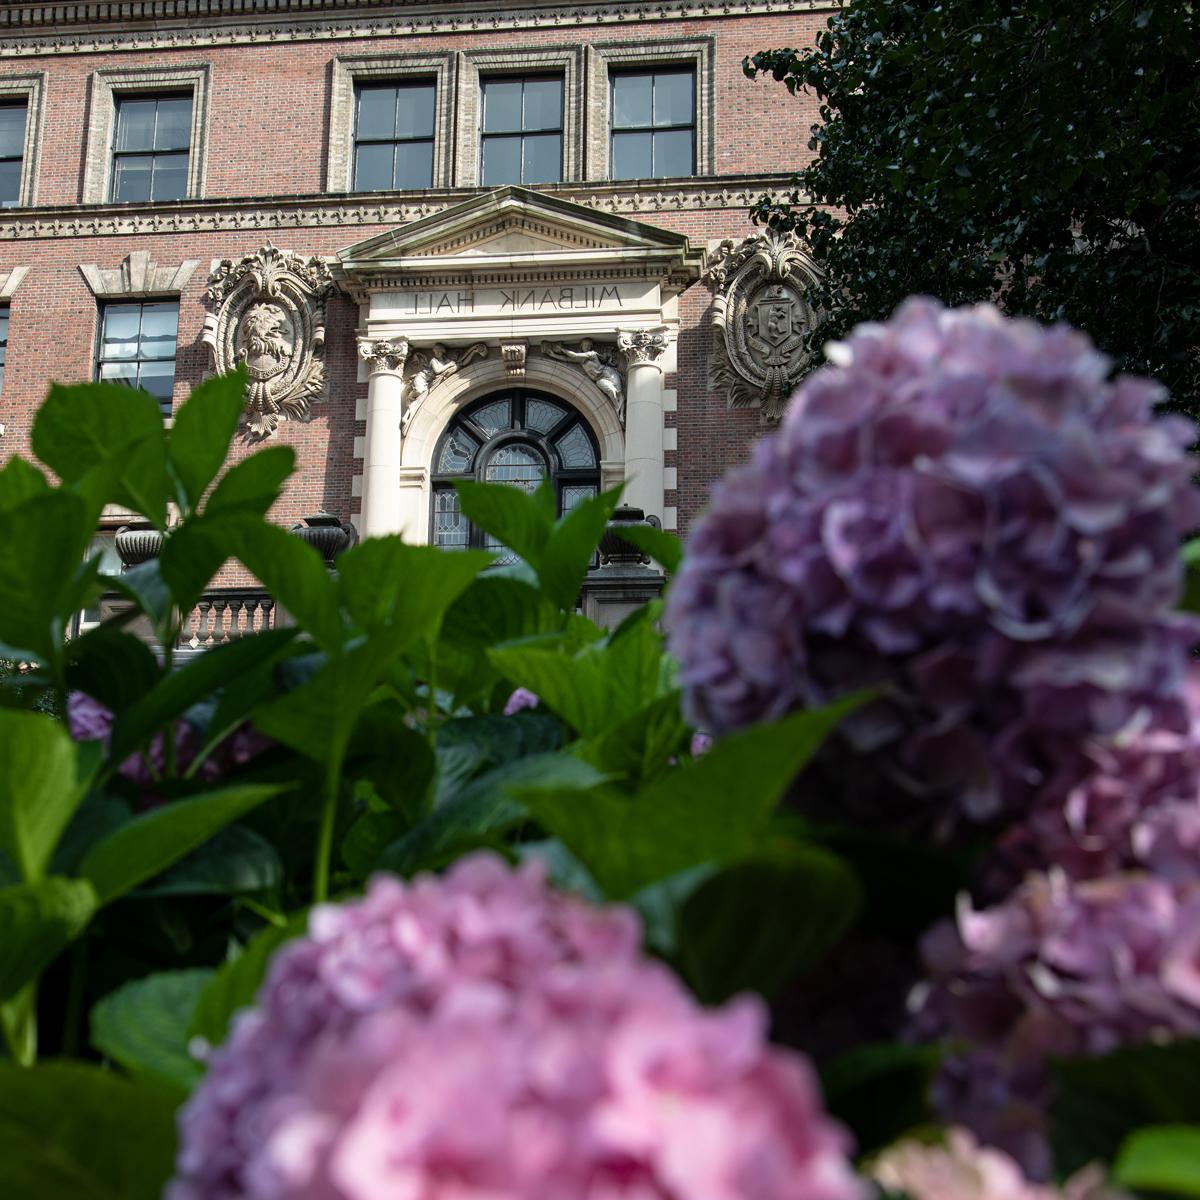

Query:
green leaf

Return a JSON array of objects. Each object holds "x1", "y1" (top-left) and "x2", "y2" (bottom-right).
[
  {"x1": 678, "y1": 846, "x2": 862, "y2": 1002},
  {"x1": 253, "y1": 638, "x2": 392, "y2": 767},
  {"x1": 0, "y1": 457, "x2": 48, "y2": 514},
  {"x1": 1052, "y1": 1040, "x2": 1200, "y2": 1176},
  {"x1": 66, "y1": 626, "x2": 162, "y2": 715},
  {"x1": 487, "y1": 619, "x2": 669, "y2": 737},
  {"x1": 538, "y1": 485, "x2": 622, "y2": 609},
  {"x1": 1114, "y1": 1126, "x2": 1200, "y2": 1196},
  {"x1": 442, "y1": 575, "x2": 564, "y2": 649},
  {"x1": 0, "y1": 491, "x2": 94, "y2": 660},
  {"x1": 519, "y1": 695, "x2": 868, "y2": 897},
  {"x1": 606, "y1": 521, "x2": 683, "y2": 574},
  {"x1": 224, "y1": 519, "x2": 344, "y2": 651},
  {"x1": 104, "y1": 560, "x2": 174, "y2": 629},
  {"x1": 90, "y1": 968, "x2": 213, "y2": 1089},
  {"x1": 0, "y1": 1061, "x2": 181, "y2": 1200},
  {"x1": 33, "y1": 381, "x2": 164, "y2": 484},
  {"x1": 166, "y1": 368, "x2": 247, "y2": 510},
  {"x1": 579, "y1": 690, "x2": 690, "y2": 782},
  {"x1": 109, "y1": 627, "x2": 298, "y2": 764},
  {"x1": 379, "y1": 753, "x2": 608, "y2": 876},
  {"x1": 0, "y1": 709, "x2": 82, "y2": 881},
  {"x1": 79, "y1": 783, "x2": 287, "y2": 905},
  {"x1": 205, "y1": 445, "x2": 296, "y2": 517},
  {"x1": 455, "y1": 479, "x2": 554, "y2": 566},
  {"x1": 135, "y1": 824, "x2": 282, "y2": 896},
  {"x1": 189, "y1": 915, "x2": 307, "y2": 1047},
  {"x1": 336, "y1": 538, "x2": 492, "y2": 650},
  {"x1": 0, "y1": 877, "x2": 98, "y2": 1002}
]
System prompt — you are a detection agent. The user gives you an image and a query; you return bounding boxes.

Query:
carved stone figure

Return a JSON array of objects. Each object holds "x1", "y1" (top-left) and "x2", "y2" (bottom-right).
[
  {"x1": 407, "y1": 341, "x2": 489, "y2": 401},
  {"x1": 203, "y1": 243, "x2": 334, "y2": 437},
  {"x1": 704, "y1": 229, "x2": 820, "y2": 422},
  {"x1": 540, "y1": 339, "x2": 626, "y2": 423}
]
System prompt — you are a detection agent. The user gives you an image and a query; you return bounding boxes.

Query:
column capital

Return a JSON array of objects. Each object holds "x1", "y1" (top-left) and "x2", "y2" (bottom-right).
[
  {"x1": 357, "y1": 335, "x2": 410, "y2": 376},
  {"x1": 617, "y1": 325, "x2": 673, "y2": 369}
]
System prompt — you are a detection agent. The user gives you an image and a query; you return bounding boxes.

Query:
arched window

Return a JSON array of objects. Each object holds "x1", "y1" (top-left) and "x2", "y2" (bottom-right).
[{"x1": 431, "y1": 390, "x2": 601, "y2": 559}]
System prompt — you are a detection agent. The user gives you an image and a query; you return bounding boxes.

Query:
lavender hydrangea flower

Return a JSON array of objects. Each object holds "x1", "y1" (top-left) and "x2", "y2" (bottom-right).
[
  {"x1": 170, "y1": 853, "x2": 864, "y2": 1200},
  {"x1": 503, "y1": 686, "x2": 540, "y2": 716},
  {"x1": 994, "y1": 670, "x2": 1200, "y2": 885},
  {"x1": 912, "y1": 872, "x2": 1200, "y2": 1175},
  {"x1": 666, "y1": 299, "x2": 1200, "y2": 822}
]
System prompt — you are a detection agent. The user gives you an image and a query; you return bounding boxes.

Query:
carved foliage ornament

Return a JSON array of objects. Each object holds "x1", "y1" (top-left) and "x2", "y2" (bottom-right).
[
  {"x1": 705, "y1": 230, "x2": 820, "y2": 423},
  {"x1": 203, "y1": 243, "x2": 335, "y2": 437}
]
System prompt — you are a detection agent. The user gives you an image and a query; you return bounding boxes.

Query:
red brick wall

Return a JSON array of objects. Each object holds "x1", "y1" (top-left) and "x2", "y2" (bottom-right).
[{"x1": 0, "y1": 7, "x2": 831, "y2": 539}]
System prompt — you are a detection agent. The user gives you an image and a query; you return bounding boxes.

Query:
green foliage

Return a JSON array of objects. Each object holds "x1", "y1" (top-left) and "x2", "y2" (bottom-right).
[
  {"x1": 0, "y1": 1062, "x2": 181, "y2": 1199},
  {"x1": 745, "y1": 3, "x2": 1200, "y2": 412},
  {"x1": 90, "y1": 969, "x2": 213, "y2": 1088},
  {"x1": 1114, "y1": 1126, "x2": 1200, "y2": 1197}
]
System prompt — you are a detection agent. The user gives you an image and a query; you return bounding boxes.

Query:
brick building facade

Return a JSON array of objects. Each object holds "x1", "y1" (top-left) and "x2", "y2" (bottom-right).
[{"x1": 0, "y1": 0, "x2": 826, "y2": 583}]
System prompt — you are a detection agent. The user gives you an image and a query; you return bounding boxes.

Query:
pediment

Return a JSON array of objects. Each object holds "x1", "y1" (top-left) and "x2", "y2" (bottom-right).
[{"x1": 337, "y1": 186, "x2": 704, "y2": 288}]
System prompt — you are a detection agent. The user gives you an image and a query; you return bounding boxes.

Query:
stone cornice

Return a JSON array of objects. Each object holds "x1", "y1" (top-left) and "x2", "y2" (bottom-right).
[
  {"x1": 0, "y1": 174, "x2": 806, "y2": 242},
  {"x1": 0, "y1": 0, "x2": 834, "y2": 54}
]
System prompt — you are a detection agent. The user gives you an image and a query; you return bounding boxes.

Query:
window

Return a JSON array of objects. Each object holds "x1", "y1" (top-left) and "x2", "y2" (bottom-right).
[
  {"x1": 480, "y1": 76, "x2": 563, "y2": 186},
  {"x1": 352, "y1": 81, "x2": 436, "y2": 191},
  {"x1": 432, "y1": 392, "x2": 599, "y2": 559},
  {"x1": 97, "y1": 301, "x2": 179, "y2": 415},
  {"x1": 610, "y1": 68, "x2": 694, "y2": 180},
  {"x1": 110, "y1": 94, "x2": 191, "y2": 203},
  {"x1": 0, "y1": 103, "x2": 27, "y2": 208},
  {"x1": 0, "y1": 307, "x2": 7, "y2": 399}
]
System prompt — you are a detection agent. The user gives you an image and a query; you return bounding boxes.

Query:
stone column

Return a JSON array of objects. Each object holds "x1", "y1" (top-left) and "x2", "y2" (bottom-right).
[
  {"x1": 617, "y1": 326, "x2": 673, "y2": 523},
  {"x1": 356, "y1": 337, "x2": 409, "y2": 538}
]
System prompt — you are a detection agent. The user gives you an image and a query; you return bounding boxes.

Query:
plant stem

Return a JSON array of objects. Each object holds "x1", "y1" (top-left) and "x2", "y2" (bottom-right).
[
  {"x1": 1, "y1": 984, "x2": 38, "y2": 1067},
  {"x1": 312, "y1": 753, "x2": 341, "y2": 903}
]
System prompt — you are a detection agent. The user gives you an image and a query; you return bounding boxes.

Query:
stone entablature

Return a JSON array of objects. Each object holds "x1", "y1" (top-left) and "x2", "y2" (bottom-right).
[{"x1": 0, "y1": 175, "x2": 804, "y2": 242}]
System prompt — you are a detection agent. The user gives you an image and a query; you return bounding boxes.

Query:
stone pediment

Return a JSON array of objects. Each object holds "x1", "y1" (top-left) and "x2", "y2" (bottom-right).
[{"x1": 337, "y1": 186, "x2": 704, "y2": 294}]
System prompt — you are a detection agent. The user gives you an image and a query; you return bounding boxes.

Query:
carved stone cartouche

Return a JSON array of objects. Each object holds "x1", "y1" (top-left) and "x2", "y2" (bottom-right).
[
  {"x1": 704, "y1": 229, "x2": 820, "y2": 423},
  {"x1": 203, "y1": 243, "x2": 335, "y2": 438}
]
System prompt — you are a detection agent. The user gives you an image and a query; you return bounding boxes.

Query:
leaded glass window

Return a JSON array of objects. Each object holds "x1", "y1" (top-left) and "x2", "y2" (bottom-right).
[{"x1": 431, "y1": 390, "x2": 601, "y2": 557}]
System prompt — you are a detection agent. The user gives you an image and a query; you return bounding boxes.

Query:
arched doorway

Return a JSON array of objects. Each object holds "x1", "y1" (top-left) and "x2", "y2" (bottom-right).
[{"x1": 430, "y1": 389, "x2": 601, "y2": 560}]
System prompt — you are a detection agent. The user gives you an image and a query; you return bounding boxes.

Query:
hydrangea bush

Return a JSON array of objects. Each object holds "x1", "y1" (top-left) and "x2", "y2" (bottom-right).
[{"x1": 1, "y1": 300, "x2": 1199, "y2": 1200}]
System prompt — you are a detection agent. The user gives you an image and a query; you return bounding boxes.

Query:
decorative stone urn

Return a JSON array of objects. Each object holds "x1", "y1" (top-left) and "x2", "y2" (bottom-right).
[
  {"x1": 114, "y1": 520, "x2": 164, "y2": 569},
  {"x1": 599, "y1": 505, "x2": 655, "y2": 566},
  {"x1": 290, "y1": 511, "x2": 358, "y2": 566}
]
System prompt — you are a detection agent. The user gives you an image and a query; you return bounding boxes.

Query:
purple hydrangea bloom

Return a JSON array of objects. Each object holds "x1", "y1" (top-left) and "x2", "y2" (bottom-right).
[
  {"x1": 912, "y1": 872, "x2": 1200, "y2": 1175},
  {"x1": 994, "y1": 669, "x2": 1200, "y2": 885},
  {"x1": 666, "y1": 299, "x2": 1200, "y2": 823},
  {"x1": 170, "y1": 853, "x2": 864, "y2": 1200}
]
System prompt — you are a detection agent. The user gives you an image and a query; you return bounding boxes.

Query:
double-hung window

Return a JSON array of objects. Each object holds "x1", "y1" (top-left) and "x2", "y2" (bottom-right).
[
  {"x1": 0, "y1": 103, "x2": 27, "y2": 208},
  {"x1": 610, "y1": 68, "x2": 695, "y2": 180},
  {"x1": 480, "y1": 76, "x2": 563, "y2": 186},
  {"x1": 110, "y1": 94, "x2": 192, "y2": 203},
  {"x1": 97, "y1": 301, "x2": 179, "y2": 415},
  {"x1": 353, "y1": 81, "x2": 436, "y2": 191}
]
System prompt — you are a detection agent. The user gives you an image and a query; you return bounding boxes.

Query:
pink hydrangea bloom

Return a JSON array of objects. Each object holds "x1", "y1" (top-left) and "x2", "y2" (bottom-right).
[
  {"x1": 666, "y1": 299, "x2": 1200, "y2": 825},
  {"x1": 870, "y1": 1129, "x2": 1128, "y2": 1200},
  {"x1": 169, "y1": 853, "x2": 864, "y2": 1200},
  {"x1": 913, "y1": 872, "x2": 1200, "y2": 1175},
  {"x1": 503, "y1": 687, "x2": 540, "y2": 716}
]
